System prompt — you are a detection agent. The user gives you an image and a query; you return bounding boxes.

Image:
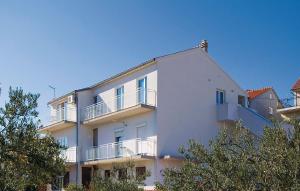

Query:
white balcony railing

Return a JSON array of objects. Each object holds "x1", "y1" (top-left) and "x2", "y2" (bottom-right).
[
  {"x1": 83, "y1": 88, "x2": 156, "y2": 121},
  {"x1": 60, "y1": 147, "x2": 77, "y2": 163},
  {"x1": 86, "y1": 138, "x2": 156, "y2": 161},
  {"x1": 49, "y1": 107, "x2": 76, "y2": 125}
]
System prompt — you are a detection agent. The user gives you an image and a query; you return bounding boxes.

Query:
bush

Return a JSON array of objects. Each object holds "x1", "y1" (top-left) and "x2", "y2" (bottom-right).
[{"x1": 65, "y1": 183, "x2": 85, "y2": 191}]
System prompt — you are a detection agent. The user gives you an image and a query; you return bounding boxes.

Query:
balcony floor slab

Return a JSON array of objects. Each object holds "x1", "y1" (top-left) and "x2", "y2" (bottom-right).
[
  {"x1": 83, "y1": 104, "x2": 155, "y2": 126},
  {"x1": 39, "y1": 121, "x2": 76, "y2": 133},
  {"x1": 82, "y1": 155, "x2": 155, "y2": 166}
]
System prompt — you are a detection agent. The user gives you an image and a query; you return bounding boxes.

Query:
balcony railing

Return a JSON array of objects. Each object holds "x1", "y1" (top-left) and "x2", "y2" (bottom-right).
[
  {"x1": 60, "y1": 147, "x2": 77, "y2": 163},
  {"x1": 86, "y1": 138, "x2": 156, "y2": 161},
  {"x1": 280, "y1": 97, "x2": 300, "y2": 108},
  {"x1": 83, "y1": 88, "x2": 156, "y2": 121},
  {"x1": 49, "y1": 107, "x2": 76, "y2": 125}
]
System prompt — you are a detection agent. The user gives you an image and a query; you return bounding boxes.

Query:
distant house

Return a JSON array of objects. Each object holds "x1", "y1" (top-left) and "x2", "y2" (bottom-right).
[
  {"x1": 278, "y1": 78, "x2": 300, "y2": 120},
  {"x1": 247, "y1": 87, "x2": 283, "y2": 120}
]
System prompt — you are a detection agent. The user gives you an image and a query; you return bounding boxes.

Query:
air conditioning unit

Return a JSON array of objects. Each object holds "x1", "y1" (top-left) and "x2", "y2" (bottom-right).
[{"x1": 67, "y1": 95, "x2": 75, "y2": 104}]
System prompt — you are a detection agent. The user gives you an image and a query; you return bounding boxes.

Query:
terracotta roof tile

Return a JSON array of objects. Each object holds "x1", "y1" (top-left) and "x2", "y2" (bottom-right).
[
  {"x1": 246, "y1": 87, "x2": 272, "y2": 100},
  {"x1": 292, "y1": 78, "x2": 300, "y2": 91}
]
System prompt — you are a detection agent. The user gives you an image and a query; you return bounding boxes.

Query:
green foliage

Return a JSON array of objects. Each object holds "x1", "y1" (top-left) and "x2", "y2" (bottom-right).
[
  {"x1": 0, "y1": 87, "x2": 66, "y2": 191},
  {"x1": 156, "y1": 121, "x2": 300, "y2": 191},
  {"x1": 90, "y1": 161, "x2": 150, "y2": 191},
  {"x1": 65, "y1": 183, "x2": 85, "y2": 191}
]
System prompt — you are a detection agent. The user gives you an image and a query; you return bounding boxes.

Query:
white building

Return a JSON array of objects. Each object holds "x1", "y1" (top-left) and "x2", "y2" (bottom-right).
[{"x1": 39, "y1": 40, "x2": 271, "y2": 190}]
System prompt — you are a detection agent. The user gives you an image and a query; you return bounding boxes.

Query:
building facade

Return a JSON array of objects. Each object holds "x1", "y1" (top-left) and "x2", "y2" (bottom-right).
[
  {"x1": 247, "y1": 87, "x2": 283, "y2": 120},
  {"x1": 39, "y1": 41, "x2": 272, "y2": 189}
]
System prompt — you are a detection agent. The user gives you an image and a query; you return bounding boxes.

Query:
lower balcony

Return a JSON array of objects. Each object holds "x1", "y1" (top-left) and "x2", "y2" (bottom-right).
[
  {"x1": 85, "y1": 138, "x2": 156, "y2": 165},
  {"x1": 60, "y1": 147, "x2": 77, "y2": 164}
]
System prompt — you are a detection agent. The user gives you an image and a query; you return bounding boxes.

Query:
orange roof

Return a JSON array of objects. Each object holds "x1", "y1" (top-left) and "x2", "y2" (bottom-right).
[
  {"x1": 246, "y1": 87, "x2": 272, "y2": 99},
  {"x1": 292, "y1": 78, "x2": 300, "y2": 91}
]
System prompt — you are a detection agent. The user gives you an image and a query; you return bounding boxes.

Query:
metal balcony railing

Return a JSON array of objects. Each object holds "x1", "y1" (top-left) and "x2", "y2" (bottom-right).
[
  {"x1": 86, "y1": 138, "x2": 156, "y2": 161},
  {"x1": 280, "y1": 97, "x2": 300, "y2": 108},
  {"x1": 60, "y1": 147, "x2": 77, "y2": 163},
  {"x1": 83, "y1": 88, "x2": 156, "y2": 121},
  {"x1": 49, "y1": 107, "x2": 77, "y2": 125}
]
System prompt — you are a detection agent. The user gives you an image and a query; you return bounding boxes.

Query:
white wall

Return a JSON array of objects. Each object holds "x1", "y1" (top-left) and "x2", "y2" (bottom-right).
[
  {"x1": 156, "y1": 47, "x2": 247, "y2": 156},
  {"x1": 84, "y1": 111, "x2": 157, "y2": 158}
]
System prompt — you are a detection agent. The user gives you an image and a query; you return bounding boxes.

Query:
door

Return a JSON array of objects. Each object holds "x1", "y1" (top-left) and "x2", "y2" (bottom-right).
[
  {"x1": 138, "y1": 77, "x2": 147, "y2": 104},
  {"x1": 63, "y1": 172, "x2": 70, "y2": 188},
  {"x1": 116, "y1": 86, "x2": 124, "y2": 110},
  {"x1": 93, "y1": 128, "x2": 98, "y2": 158},
  {"x1": 82, "y1": 167, "x2": 92, "y2": 188},
  {"x1": 137, "y1": 125, "x2": 146, "y2": 154},
  {"x1": 115, "y1": 130, "x2": 124, "y2": 157}
]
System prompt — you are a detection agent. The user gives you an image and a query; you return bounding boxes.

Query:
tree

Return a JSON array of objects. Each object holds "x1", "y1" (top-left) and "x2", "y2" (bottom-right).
[
  {"x1": 0, "y1": 87, "x2": 66, "y2": 191},
  {"x1": 156, "y1": 121, "x2": 300, "y2": 191},
  {"x1": 89, "y1": 161, "x2": 150, "y2": 191}
]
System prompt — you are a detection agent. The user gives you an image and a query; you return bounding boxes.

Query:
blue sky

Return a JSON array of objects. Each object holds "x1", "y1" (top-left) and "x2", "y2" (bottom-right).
[{"x1": 0, "y1": 0, "x2": 299, "y2": 124}]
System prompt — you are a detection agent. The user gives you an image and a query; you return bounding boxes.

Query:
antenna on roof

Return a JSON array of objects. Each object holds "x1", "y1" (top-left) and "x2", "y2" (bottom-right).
[{"x1": 49, "y1": 85, "x2": 56, "y2": 99}]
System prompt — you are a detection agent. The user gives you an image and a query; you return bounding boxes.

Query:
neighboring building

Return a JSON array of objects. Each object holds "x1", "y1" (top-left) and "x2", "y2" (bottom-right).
[
  {"x1": 278, "y1": 78, "x2": 300, "y2": 120},
  {"x1": 247, "y1": 87, "x2": 283, "y2": 120},
  {"x1": 39, "y1": 40, "x2": 271, "y2": 190}
]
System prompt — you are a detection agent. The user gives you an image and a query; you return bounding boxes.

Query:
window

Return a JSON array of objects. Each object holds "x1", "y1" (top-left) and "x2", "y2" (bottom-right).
[
  {"x1": 138, "y1": 77, "x2": 147, "y2": 104},
  {"x1": 118, "y1": 168, "x2": 127, "y2": 180},
  {"x1": 93, "y1": 128, "x2": 98, "y2": 147},
  {"x1": 238, "y1": 95, "x2": 246, "y2": 107},
  {"x1": 104, "y1": 170, "x2": 110, "y2": 179},
  {"x1": 116, "y1": 86, "x2": 124, "y2": 110},
  {"x1": 93, "y1": 95, "x2": 98, "y2": 104},
  {"x1": 216, "y1": 90, "x2": 225, "y2": 104},
  {"x1": 136, "y1": 167, "x2": 146, "y2": 180},
  {"x1": 269, "y1": 107, "x2": 273, "y2": 114},
  {"x1": 57, "y1": 137, "x2": 68, "y2": 148}
]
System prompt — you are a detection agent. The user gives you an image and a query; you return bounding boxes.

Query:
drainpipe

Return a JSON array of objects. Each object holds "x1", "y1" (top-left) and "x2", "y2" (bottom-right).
[{"x1": 75, "y1": 91, "x2": 80, "y2": 185}]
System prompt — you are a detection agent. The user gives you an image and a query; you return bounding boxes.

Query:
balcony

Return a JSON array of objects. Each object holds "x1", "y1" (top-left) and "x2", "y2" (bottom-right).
[
  {"x1": 217, "y1": 103, "x2": 239, "y2": 122},
  {"x1": 82, "y1": 89, "x2": 156, "y2": 126},
  {"x1": 217, "y1": 103, "x2": 272, "y2": 135},
  {"x1": 85, "y1": 138, "x2": 156, "y2": 164},
  {"x1": 40, "y1": 106, "x2": 77, "y2": 132},
  {"x1": 60, "y1": 147, "x2": 77, "y2": 163},
  {"x1": 278, "y1": 97, "x2": 300, "y2": 118}
]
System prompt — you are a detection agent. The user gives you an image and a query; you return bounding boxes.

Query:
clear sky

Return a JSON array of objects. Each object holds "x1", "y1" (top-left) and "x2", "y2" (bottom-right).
[{"x1": 0, "y1": 0, "x2": 299, "y2": 124}]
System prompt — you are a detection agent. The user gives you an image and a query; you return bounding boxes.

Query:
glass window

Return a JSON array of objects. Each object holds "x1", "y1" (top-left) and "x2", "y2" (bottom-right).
[
  {"x1": 118, "y1": 168, "x2": 127, "y2": 180},
  {"x1": 104, "y1": 170, "x2": 110, "y2": 179},
  {"x1": 116, "y1": 86, "x2": 124, "y2": 110},
  {"x1": 138, "y1": 77, "x2": 147, "y2": 104},
  {"x1": 216, "y1": 90, "x2": 225, "y2": 104},
  {"x1": 136, "y1": 167, "x2": 146, "y2": 180}
]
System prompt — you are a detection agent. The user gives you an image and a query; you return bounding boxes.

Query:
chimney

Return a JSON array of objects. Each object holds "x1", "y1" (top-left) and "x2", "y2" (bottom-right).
[{"x1": 200, "y1": 40, "x2": 208, "y2": 52}]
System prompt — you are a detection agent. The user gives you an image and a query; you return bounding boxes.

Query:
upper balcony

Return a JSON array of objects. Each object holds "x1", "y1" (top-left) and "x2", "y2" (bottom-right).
[
  {"x1": 85, "y1": 137, "x2": 156, "y2": 165},
  {"x1": 40, "y1": 106, "x2": 77, "y2": 132},
  {"x1": 82, "y1": 88, "x2": 156, "y2": 126}
]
